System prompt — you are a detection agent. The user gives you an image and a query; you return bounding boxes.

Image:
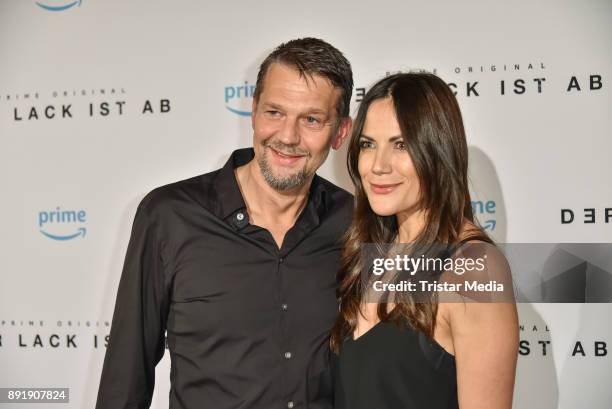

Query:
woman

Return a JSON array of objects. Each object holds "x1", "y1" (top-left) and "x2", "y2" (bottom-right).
[{"x1": 331, "y1": 73, "x2": 518, "y2": 409}]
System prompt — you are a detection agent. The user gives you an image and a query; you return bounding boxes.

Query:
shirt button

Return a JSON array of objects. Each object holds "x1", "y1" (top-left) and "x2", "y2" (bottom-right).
[
  {"x1": 287, "y1": 401, "x2": 294, "y2": 408},
  {"x1": 236, "y1": 212, "x2": 245, "y2": 221},
  {"x1": 281, "y1": 303, "x2": 288, "y2": 311},
  {"x1": 284, "y1": 351, "x2": 292, "y2": 359},
  {"x1": 279, "y1": 257, "x2": 284, "y2": 263}
]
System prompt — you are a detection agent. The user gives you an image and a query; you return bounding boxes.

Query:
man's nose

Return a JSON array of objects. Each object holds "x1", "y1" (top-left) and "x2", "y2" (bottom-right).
[{"x1": 276, "y1": 116, "x2": 300, "y2": 146}]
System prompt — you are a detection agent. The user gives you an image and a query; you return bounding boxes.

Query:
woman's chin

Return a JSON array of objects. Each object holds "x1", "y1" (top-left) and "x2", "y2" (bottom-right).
[{"x1": 368, "y1": 204, "x2": 398, "y2": 217}]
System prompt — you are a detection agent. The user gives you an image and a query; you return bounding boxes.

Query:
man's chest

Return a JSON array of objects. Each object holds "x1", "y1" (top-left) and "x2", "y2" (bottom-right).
[{"x1": 164, "y1": 223, "x2": 341, "y2": 338}]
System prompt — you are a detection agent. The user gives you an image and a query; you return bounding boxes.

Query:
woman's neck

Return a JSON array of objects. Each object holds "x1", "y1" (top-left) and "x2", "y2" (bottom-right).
[{"x1": 395, "y1": 208, "x2": 427, "y2": 243}]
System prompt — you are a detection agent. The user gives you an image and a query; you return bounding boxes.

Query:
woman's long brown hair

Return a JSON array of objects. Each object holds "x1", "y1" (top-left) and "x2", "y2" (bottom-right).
[{"x1": 330, "y1": 73, "x2": 491, "y2": 352}]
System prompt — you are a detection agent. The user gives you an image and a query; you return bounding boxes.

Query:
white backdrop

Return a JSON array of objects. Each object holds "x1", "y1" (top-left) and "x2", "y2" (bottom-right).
[{"x1": 0, "y1": 0, "x2": 610, "y2": 408}]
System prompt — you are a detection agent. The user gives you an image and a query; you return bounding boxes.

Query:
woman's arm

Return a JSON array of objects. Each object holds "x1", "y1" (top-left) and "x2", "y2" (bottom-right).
[{"x1": 449, "y1": 299, "x2": 519, "y2": 409}]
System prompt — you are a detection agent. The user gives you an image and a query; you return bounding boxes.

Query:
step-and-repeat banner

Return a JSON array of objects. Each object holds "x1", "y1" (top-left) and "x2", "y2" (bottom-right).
[{"x1": 1, "y1": 0, "x2": 610, "y2": 408}]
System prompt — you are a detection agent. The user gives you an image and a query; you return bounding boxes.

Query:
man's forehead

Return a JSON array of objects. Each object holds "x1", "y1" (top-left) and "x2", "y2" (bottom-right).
[
  {"x1": 259, "y1": 63, "x2": 340, "y2": 109},
  {"x1": 267, "y1": 61, "x2": 332, "y2": 82},
  {"x1": 260, "y1": 101, "x2": 329, "y2": 116}
]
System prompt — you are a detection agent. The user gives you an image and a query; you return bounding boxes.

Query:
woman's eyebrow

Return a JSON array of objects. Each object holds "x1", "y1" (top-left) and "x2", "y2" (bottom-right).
[{"x1": 359, "y1": 134, "x2": 402, "y2": 141}]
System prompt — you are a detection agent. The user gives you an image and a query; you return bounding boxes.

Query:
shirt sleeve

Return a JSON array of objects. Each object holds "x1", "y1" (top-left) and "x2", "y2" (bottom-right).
[{"x1": 95, "y1": 200, "x2": 170, "y2": 409}]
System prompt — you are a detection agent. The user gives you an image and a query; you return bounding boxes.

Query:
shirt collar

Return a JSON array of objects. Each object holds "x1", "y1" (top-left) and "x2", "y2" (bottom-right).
[{"x1": 209, "y1": 148, "x2": 329, "y2": 231}]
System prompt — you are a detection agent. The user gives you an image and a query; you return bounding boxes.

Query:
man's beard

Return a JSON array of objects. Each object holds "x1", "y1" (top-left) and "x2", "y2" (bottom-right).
[{"x1": 258, "y1": 140, "x2": 311, "y2": 192}]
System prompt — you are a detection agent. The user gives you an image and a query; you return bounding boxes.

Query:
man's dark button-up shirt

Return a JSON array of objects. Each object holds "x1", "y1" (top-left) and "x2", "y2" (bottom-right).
[{"x1": 95, "y1": 148, "x2": 353, "y2": 409}]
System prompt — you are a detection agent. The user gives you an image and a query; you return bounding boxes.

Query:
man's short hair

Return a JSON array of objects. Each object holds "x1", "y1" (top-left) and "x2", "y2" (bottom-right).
[{"x1": 254, "y1": 37, "x2": 353, "y2": 119}]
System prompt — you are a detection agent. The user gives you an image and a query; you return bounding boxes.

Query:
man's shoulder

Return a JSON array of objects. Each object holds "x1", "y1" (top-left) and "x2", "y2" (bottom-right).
[
  {"x1": 136, "y1": 168, "x2": 222, "y2": 217},
  {"x1": 315, "y1": 175, "x2": 354, "y2": 212}
]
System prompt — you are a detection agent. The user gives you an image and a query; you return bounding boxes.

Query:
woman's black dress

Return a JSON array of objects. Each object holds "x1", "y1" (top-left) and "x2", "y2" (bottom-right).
[{"x1": 333, "y1": 320, "x2": 458, "y2": 409}]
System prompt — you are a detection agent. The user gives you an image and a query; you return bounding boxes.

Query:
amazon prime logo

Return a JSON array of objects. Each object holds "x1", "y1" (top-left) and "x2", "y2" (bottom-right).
[
  {"x1": 224, "y1": 81, "x2": 255, "y2": 117},
  {"x1": 38, "y1": 207, "x2": 87, "y2": 241},
  {"x1": 35, "y1": 0, "x2": 82, "y2": 11},
  {"x1": 472, "y1": 199, "x2": 496, "y2": 231}
]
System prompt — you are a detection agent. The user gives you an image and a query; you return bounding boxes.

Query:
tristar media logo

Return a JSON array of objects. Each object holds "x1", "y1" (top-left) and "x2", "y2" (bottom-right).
[
  {"x1": 224, "y1": 81, "x2": 255, "y2": 116},
  {"x1": 36, "y1": 0, "x2": 82, "y2": 12},
  {"x1": 39, "y1": 207, "x2": 87, "y2": 241},
  {"x1": 472, "y1": 200, "x2": 496, "y2": 231}
]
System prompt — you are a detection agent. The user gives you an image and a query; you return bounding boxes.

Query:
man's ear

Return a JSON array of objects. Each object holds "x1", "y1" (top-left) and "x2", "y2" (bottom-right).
[{"x1": 331, "y1": 116, "x2": 352, "y2": 150}]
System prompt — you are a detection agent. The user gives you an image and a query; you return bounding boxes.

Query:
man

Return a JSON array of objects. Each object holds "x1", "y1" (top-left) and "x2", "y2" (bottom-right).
[{"x1": 95, "y1": 37, "x2": 353, "y2": 409}]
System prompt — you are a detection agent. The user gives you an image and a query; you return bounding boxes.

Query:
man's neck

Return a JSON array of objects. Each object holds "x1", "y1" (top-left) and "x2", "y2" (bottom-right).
[{"x1": 235, "y1": 160, "x2": 312, "y2": 246}]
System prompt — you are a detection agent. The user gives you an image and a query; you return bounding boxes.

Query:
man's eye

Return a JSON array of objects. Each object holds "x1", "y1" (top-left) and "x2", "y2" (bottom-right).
[
  {"x1": 266, "y1": 110, "x2": 281, "y2": 117},
  {"x1": 304, "y1": 116, "x2": 323, "y2": 126},
  {"x1": 301, "y1": 115, "x2": 325, "y2": 130}
]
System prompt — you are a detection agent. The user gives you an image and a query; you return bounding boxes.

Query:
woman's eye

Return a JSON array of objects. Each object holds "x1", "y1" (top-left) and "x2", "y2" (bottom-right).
[
  {"x1": 359, "y1": 139, "x2": 374, "y2": 149},
  {"x1": 394, "y1": 140, "x2": 406, "y2": 150}
]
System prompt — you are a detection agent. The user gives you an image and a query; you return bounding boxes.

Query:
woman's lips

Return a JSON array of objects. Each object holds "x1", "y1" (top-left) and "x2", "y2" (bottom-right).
[{"x1": 369, "y1": 182, "x2": 402, "y2": 194}]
